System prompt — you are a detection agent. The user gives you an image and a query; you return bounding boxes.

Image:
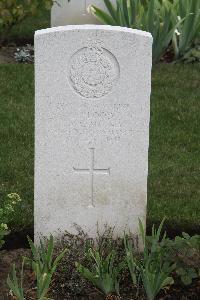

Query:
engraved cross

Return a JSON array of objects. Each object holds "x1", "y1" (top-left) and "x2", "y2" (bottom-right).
[{"x1": 73, "y1": 148, "x2": 110, "y2": 207}]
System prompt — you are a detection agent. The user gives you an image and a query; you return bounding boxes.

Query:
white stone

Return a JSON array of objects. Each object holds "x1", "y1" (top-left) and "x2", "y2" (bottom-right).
[
  {"x1": 51, "y1": 0, "x2": 116, "y2": 27},
  {"x1": 34, "y1": 25, "x2": 152, "y2": 240}
]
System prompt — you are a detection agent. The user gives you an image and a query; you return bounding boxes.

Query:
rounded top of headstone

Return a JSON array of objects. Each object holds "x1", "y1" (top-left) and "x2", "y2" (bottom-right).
[{"x1": 35, "y1": 25, "x2": 153, "y2": 41}]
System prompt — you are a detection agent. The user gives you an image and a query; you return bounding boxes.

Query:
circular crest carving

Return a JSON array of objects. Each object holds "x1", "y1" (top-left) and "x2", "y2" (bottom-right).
[{"x1": 68, "y1": 45, "x2": 120, "y2": 98}]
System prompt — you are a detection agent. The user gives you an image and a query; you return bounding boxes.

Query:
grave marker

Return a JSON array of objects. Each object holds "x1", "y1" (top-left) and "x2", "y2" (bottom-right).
[{"x1": 34, "y1": 25, "x2": 152, "y2": 239}]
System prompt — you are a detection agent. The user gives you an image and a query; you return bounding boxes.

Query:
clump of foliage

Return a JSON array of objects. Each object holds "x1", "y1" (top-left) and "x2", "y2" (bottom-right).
[
  {"x1": 0, "y1": 0, "x2": 53, "y2": 36},
  {"x1": 89, "y1": 0, "x2": 177, "y2": 63},
  {"x1": 124, "y1": 219, "x2": 200, "y2": 299},
  {"x1": 0, "y1": 193, "x2": 21, "y2": 249},
  {"x1": 76, "y1": 248, "x2": 125, "y2": 297},
  {"x1": 178, "y1": 39, "x2": 200, "y2": 63},
  {"x1": 172, "y1": 0, "x2": 200, "y2": 60},
  {"x1": 125, "y1": 219, "x2": 175, "y2": 300},
  {"x1": 89, "y1": 0, "x2": 200, "y2": 63},
  {"x1": 14, "y1": 44, "x2": 34, "y2": 63},
  {"x1": 7, "y1": 222, "x2": 200, "y2": 299},
  {"x1": 161, "y1": 232, "x2": 200, "y2": 286},
  {"x1": 50, "y1": 222, "x2": 200, "y2": 299},
  {"x1": 51, "y1": 225, "x2": 128, "y2": 299},
  {"x1": 7, "y1": 235, "x2": 67, "y2": 300},
  {"x1": 7, "y1": 259, "x2": 26, "y2": 300}
]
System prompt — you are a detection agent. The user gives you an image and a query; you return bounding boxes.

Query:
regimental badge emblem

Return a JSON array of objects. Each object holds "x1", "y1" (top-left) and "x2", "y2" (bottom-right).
[{"x1": 68, "y1": 42, "x2": 120, "y2": 98}]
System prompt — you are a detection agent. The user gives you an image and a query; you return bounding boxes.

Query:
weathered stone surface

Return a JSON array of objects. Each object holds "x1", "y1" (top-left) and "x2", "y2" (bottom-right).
[
  {"x1": 51, "y1": 0, "x2": 116, "y2": 27},
  {"x1": 34, "y1": 25, "x2": 152, "y2": 239}
]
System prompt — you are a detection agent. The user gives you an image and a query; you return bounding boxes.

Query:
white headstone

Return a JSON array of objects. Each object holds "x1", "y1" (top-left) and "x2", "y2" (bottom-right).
[
  {"x1": 51, "y1": 0, "x2": 116, "y2": 27},
  {"x1": 34, "y1": 25, "x2": 152, "y2": 240}
]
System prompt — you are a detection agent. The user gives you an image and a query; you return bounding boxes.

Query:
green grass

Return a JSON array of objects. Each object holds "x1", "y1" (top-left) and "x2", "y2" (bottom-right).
[
  {"x1": 148, "y1": 64, "x2": 200, "y2": 232},
  {"x1": 0, "y1": 65, "x2": 34, "y2": 230},
  {"x1": 0, "y1": 64, "x2": 199, "y2": 233}
]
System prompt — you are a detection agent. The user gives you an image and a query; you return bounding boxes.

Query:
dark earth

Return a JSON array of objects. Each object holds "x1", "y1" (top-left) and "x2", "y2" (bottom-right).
[
  {"x1": 1, "y1": 225, "x2": 199, "y2": 299},
  {"x1": 0, "y1": 248, "x2": 199, "y2": 300},
  {"x1": 0, "y1": 45, "x2": 176, "y2": 65},
  {"x1": 0, "y1": 46, "x2": 16, "y2": 64}
]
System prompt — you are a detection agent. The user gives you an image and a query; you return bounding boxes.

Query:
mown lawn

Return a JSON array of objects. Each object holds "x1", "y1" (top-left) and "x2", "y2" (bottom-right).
[
  {"x1": 0, "y1": 65, "x2": 34, "y2": 230},
  {"x1": 0, "y1": 63, "x2": 199, "y2": 233},
  {"x1": 148, "y1": 64, "x2": 200, "y2": 233}
]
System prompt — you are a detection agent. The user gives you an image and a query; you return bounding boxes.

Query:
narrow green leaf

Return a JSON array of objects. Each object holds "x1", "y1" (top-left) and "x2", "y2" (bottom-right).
[
  {"x1": 104, "y1": 0, "x2": 118, "y2": 23},
  {"x1": 90, "y1": 5, "x2": 117, "y2": 25}
]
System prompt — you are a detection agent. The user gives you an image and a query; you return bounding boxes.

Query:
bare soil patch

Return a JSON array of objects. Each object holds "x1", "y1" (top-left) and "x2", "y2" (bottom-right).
[
  {"x1": 0, "y1": 46, "x2": 17, "y2": 64},
  {"x1": 0, "y1": 248, "x2": 199, "y2": 300}
]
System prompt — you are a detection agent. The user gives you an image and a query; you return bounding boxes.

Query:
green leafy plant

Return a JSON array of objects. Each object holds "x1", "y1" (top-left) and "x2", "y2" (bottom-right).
[
  {"x1": 125, "y1": 219, "x2": 175, "y2": 300},
  {"x1": 176, "y1": 266, "x2": 198, "y2": 286},
  {"x1": 0, "y1": 0, "x2": 54, "y2": 42},
  {"x1": 14, "y1": 44, "x2": 34, "y2": 63},
  {"x1": 76, "y1": 248, "x2": 125, "y2": 297},
  {"x1": 89, "y1": 0, "x2": 200, "y2": 62},
  {"x1": 0, "y1": 223, "x2": 9, "y2": 249},
  {"x1": 172, "y1": 0, "x2": 200, "y2": 59},
  {"x1": 124, "y1": 236, "x2": 138, "y2": 286},
  {"x1": 27, "y1": 235, "x2": 67, "y2": 299},
  {"x1": 161, "y1": 232, "x2": 200, "y2": 286},
  {"x1": 51, "y1": 225, "x2": 127, "y2": 299},
  {"x1": 179, "y1": 40, "x2": 200, "y2": 63},
  {"x1": 89, "y1": 0, "x2": 178, "y2": 63},
  {"x1": 7, "y1": 260, "x2": 26, "y2": 300},
  {"x1": 7, "y1": 235, "x2": 67, "y2": 300},
  {"x1": 0, "y1": 193, "x2": 22, "y2": 249}
]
